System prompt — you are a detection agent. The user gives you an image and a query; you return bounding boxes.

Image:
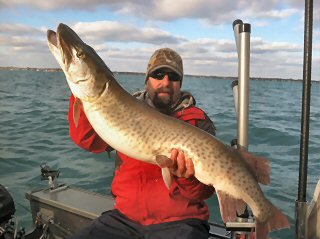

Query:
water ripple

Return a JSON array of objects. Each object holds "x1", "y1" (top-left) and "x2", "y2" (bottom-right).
[{"x1": 0, "y1": 71, "x2": 319, "y2": 238}]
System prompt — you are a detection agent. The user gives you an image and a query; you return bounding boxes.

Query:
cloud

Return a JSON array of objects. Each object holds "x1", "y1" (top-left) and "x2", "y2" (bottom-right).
[
  {"x1": 72, "y1": 21, "x2": 185, "y2": 45},
  {"x1": 0, "y1": 0, "x2": 319, "y2": 80},
  {"x1": 0, "y1": 23, "x2": 48, "y2": 54},
  {"x1": 0, "y1": 0, "x2": 116, "y2": 11},
  {"x1": 251, "y1": 37, "x2": 302, "y2": 54},
  {"x1": 253, "y1": 8, "x2": 299, "y2": 19},
  {"x1": 0, "y1": 23, "x2": 44, "y2": 36},
  {"x1": 0, "y1": 21, "x2": 314, "y2": 79},
  {"x1": 1, "y1": 0, "x2": 302, "y2": 24}
]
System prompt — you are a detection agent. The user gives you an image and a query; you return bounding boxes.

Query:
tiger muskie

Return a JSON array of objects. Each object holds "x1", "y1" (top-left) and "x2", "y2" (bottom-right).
[{"x1": 47, "y1": 23, "x2": 290, "y2": 238}]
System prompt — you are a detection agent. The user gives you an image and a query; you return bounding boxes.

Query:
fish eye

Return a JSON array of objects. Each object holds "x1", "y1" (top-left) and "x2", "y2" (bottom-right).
[{"x1": 76, "y1": 50, "x2": 84, "y2": 58}]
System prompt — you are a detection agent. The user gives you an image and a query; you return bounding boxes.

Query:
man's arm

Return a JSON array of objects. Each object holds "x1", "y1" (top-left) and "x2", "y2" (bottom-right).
[
  {"x1": 68, "y1": 94, "x2": 111, "y2": 153},
  {"x1": 197, "y1": 112, "x2": 216, "y2": 136},
  {"x1": 174, "y1": 177, "x2": 215, "y2": 200}
]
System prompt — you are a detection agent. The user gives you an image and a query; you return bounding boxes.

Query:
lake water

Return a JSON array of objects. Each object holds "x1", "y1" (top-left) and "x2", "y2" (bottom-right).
[{"x1": 0, "y1": 70, "x2": 319, "y2": 238}]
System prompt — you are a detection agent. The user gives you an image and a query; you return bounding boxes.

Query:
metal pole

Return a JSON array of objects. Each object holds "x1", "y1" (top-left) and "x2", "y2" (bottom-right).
[
  {"x1": 233, "y1": 19, "x2": 243, "y2": 58},
  {"x1": 229, "y1": 20, "x2": 253, "y2": 239},
  {"x1": 231, "y1": 20, "x2": 242, "y2": 117},
  {"x1": 295, "y1": 0, "x2": 313, "y2": 238},
  {"x1": 237, "y1": 23, "x2": 251, "y2": 150},
  {"x1": 232, "y1": 20, "x2": 251, "y2": 149}
]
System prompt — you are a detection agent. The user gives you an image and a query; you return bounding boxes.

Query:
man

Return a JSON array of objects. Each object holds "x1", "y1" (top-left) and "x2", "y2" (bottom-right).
[{"x1": 68, "y1": 48, "x2": 216, "y2": 239}]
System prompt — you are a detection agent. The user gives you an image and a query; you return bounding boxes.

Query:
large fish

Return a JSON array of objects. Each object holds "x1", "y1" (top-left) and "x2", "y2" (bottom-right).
[{"x1": 47, "y1": 23, "x2": 290, "y2": 238}]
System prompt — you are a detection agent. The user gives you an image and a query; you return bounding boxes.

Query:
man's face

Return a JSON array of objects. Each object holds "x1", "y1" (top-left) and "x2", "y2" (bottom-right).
[{"x1": 146, "y1": 68, "x2": 182, "y2": 110}]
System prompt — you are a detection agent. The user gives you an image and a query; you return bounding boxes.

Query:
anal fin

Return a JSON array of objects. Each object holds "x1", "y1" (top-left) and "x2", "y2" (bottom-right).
[{"x1": 216, "y1": 190, "x2": 247, "y2": 223}]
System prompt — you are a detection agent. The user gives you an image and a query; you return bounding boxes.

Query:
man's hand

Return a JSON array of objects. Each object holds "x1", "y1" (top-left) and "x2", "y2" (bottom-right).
[
  {"x1": 168, "y1": 149, "x2": 195, "y2": 178},
  {"x1": 155, "y1": 149, "x2": 195, "y2": 178}
]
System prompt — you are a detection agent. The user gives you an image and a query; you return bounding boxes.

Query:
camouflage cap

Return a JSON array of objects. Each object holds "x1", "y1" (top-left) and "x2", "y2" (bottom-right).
[{"x1": 146, "y1": 48, "x2": 183, "y2": 82}]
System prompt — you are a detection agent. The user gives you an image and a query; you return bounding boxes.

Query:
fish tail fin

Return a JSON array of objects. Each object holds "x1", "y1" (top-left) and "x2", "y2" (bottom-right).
[
  {"x1": 216, "y1": 190, "x2": 247, "y2": 222},
  {"x1": 237, "y1": 149, "x2": 270, "y2": 185},
  {"x1": 255, "y1": 204, "x2": 290, "y2": 239}
]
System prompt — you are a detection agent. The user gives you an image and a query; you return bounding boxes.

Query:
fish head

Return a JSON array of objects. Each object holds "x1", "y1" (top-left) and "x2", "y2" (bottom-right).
[{"x1": 47, "y1": 23, "x2": 113, "y2": 102}]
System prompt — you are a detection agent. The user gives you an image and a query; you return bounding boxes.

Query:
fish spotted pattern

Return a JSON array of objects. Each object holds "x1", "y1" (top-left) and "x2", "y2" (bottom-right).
[{"x1": 47, "y1": 23, "x2": 290, "y2": 238}]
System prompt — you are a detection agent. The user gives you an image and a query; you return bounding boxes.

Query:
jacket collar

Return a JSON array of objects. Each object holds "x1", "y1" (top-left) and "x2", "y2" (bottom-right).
[{"x1": 133, "y1": 90, "x2": 196, "y2": 115}]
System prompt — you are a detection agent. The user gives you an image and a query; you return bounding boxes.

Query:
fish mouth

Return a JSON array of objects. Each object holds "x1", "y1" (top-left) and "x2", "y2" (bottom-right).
[
  {"x1": 47, "y1": 29, "x2": 57, "y2": 47},
  {"x1": 47, "y1": 23, "x2": 81, "y2": 67},
  {"x1": 47, "y1": 28, "x2": 67, "y2": 70}
]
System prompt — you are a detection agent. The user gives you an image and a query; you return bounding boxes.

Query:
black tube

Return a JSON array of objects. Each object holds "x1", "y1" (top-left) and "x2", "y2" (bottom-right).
[
  {"x1": 298, "y1": 0, "x2": 313, "y2": 203},
  {"x1": 233, "y1": 19, "x2": 243, "y2": 30},
  {"x1": 231, "y1": 80, "x2": 238, "y2": 88},
  {"x1": 239, "y1": 23, "x2": 251, "y2": 33},
  {"x1": 295, "y1": 2, "x2": 313, "y2": 237}
]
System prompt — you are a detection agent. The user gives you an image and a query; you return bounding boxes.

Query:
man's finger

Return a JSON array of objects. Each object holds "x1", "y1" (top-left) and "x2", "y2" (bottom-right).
[
  {"x1": 176, "y1": 151, "x2": 186, "y2": 177},
  {"x1": 184, "y1": 158, "x2": 195, "y2": 178},
  {"x1": 170, "y1": 148, "x2": 179, "y2": 160}
]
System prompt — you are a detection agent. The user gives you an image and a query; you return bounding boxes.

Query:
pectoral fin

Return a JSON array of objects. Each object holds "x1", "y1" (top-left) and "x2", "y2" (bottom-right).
[
  {"x1": 161, "y1": 168, "x2": 174, "y2": 189},
  {"x1": 155, "y1": 155, "x2": 173, "y2": 167},
  {"x1": 156, "y1": 155, "x2": 174, "y2": 189},
  {"x1": 73, "y1": 97, "x2": 82, "y2": 128}
]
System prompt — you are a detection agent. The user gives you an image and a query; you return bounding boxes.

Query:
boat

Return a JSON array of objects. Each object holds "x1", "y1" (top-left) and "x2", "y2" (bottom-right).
[
  {"x1": 1, "y1": 164, "x2": 319, "y2": 239},
  {"x1": 0, "y1": 162, "x2": 255, "y2": 239}
]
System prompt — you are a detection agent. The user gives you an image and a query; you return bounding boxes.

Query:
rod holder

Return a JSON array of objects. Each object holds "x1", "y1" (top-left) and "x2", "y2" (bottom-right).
[
  {"x1": 295, "y1": 200, "x2": 308, "y2": 238},
  {"x1": 232, "y1": 20, "x2": 251, "y2": 150}
]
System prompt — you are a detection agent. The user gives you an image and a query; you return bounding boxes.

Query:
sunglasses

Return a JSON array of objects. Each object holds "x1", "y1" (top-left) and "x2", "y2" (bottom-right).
[{"x1": 149, "y1": 70, "x2": 181, "y2": 82}]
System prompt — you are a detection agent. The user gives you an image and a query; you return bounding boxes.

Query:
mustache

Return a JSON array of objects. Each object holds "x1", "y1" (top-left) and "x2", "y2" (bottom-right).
[{"x1": 155, "y1": 88, "x2": 172, "y2": 94}]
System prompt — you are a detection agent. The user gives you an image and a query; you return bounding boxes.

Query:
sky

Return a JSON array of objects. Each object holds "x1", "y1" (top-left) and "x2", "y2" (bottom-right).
[{"x1": 0, "y1": 0, "x2": 319, "y2": 80}]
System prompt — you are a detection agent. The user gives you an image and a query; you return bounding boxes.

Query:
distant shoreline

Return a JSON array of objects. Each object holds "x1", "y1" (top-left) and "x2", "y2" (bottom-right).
[
  {"x1": 0, "y1": 66, "x2": 63, "y2": 72},
  {"x1": 0, "y1": 66, "x2": 315, "y2": 82}
]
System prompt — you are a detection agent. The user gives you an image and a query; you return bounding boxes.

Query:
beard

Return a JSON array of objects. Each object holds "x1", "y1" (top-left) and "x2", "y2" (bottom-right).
[{"x1": 151, "y1": 88, "x2": 174, "y2": 110}]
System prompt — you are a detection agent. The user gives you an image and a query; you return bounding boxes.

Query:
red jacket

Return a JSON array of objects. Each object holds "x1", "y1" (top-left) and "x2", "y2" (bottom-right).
[{"x1": 68, "y1": 95, "x2": 215, "y2": 225}]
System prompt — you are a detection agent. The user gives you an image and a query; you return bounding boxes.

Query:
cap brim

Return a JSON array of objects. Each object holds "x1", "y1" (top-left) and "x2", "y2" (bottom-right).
[{"x1": 148, "y1": 65, "x2": 183, "y2": 78}]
